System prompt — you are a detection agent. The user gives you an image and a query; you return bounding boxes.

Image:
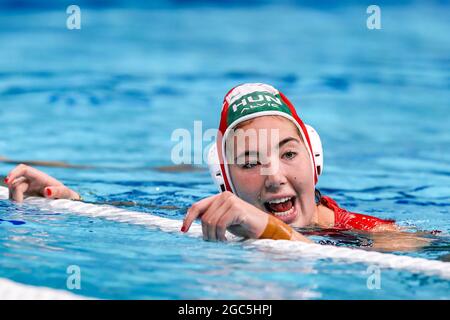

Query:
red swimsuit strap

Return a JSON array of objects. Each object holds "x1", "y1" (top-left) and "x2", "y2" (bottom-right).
[{"x1": 320, "y1": 195, "x2": 395, "y2": 231}]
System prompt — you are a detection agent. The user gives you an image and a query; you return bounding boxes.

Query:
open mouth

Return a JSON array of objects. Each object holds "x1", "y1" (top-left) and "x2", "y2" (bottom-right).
[{"x1": 263, "y1": 196, "x2": 296, "y2": 219}]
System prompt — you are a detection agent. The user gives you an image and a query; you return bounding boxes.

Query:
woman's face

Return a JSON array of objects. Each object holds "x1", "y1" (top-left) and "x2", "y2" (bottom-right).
[{"x1": 227, "y1": 116, "x2": 316, "y2": 227}]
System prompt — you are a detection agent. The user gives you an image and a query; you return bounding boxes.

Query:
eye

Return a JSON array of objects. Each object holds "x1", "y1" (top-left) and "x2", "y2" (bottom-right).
[
  {"x1": 283, "y1": 151, "x2": 297, "y2": 160},
  {"x1": 241, "y1": 160, "x2": 260, "y2": 169}
]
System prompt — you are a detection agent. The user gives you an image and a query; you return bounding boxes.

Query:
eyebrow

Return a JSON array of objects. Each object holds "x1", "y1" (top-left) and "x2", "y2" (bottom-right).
[
  {"x1": 234, "y1": 150, "x2": 258, "y2": 163},
  {"x1": 234, "y1": 136, "x2": 300, "y2": 162},
  {"x1": 278, "y1": 137, "x2": 300, "y2": 148}
]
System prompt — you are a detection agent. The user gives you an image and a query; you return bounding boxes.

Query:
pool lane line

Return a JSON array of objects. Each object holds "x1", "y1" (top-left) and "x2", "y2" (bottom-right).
[
  {"x1": 0, "y1": 157, "x2": 205, "y2": 172},
  {"x1": 0, "y1": 278, "x2": 89, "y2": 300},
  {"x1": 1, "y1": 186, "x2": 449, "y2": 280},
  {"x1": 0, "y1": 157, "x2": 94, "y2": 169}
]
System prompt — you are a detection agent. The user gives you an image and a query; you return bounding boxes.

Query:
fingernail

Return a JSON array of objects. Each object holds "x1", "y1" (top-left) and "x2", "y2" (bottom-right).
[
  {"x1": 180, "y1": 225, "x2": 186, "y2": 233},
  {"x1": 4, "y1": 177, "x2": 8, "y2": 184},
  {"x1": 45, "y1": 188, "x2": 52, "y2": 197}
]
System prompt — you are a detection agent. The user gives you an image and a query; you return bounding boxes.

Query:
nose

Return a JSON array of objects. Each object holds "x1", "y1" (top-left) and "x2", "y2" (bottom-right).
[{"x1": 263, "y1": 161, "x2": 287, "y2": 192}]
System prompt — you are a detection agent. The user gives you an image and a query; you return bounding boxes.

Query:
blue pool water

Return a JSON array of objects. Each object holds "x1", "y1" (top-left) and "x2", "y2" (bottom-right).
[{"x1": 0, "y1": 1, "x2": 449, "y2": 299}]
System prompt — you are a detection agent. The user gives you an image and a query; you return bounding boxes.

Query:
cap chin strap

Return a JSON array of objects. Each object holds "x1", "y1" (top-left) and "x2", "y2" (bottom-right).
[{"x1": 207, "y1": 124, "x2": 323, "y2": 193}]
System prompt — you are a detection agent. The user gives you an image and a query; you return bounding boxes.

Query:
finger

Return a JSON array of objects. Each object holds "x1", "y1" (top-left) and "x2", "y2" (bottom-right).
[
  {"x1": 8, "y1": 176, "x2": 27, "y2": 186},
  {"x1": 182, "y1": 194, "x2": 221, "y2": 232},
  {"x1": 202, "y1": 221, "x2": 208, "y2": 241},
  {"x1": 43, "y1": 186, "x2": 78, "y2": 200},
  {"x1": 202, "y1": 214, "x2": 219, "y2": 242},
  {"x1": 9, "y1": 179, "x2": 30, "y2": 203},
  {"x1": 5, "y1": 164, "x2": 29, "y2": 185},
  {"x1": 8, "y1": 176, "x2": 26, "y2": 196},
  {"x1": 216, "y1": 208, "x2": 235, "y2": 242},
  {"x1": 202, "y1": 197, "x2": 231, "y2": 242}
]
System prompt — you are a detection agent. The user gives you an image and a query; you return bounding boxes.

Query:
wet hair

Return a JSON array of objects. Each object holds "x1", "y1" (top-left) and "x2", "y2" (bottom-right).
[{"x1": 315, "y1": 188, "x2": 322, "y2": 205}]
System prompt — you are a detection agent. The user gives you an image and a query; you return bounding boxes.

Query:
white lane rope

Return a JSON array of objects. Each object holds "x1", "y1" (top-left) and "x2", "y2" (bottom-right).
[
  {"x1": 0, "y1": 278, "x2": 88, "y2": 300},
  {"x1": 1, "y1": 186, "x2": 449, "y2": 281}
]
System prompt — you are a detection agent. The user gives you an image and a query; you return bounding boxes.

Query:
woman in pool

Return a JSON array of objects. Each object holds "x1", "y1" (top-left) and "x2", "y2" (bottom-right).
[
  {"x1": 3, "y1": 83, "x2": 431, "y2": 248},
  {"x1": 181, "y1": 83, "x2": 399, "y2": 243}
]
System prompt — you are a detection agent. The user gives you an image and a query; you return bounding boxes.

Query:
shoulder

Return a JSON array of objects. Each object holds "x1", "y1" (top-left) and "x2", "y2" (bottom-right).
[{"x1": 320, "y1": 195, "x2": 396, "y2": 231}]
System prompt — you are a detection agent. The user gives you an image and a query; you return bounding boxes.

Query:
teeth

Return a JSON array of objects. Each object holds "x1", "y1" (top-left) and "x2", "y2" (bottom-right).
[
  {"x1": 268, "y1": 197, "x2": 291, "y2": 204},
  {"x1": 272, "y1": 207, "x2": 294, "y2": 217}
]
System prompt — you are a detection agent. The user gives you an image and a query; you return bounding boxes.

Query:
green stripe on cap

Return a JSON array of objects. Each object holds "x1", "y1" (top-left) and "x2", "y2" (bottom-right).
[{"x1": 227, "y1": 91, "x2": 293, "y2": 126}]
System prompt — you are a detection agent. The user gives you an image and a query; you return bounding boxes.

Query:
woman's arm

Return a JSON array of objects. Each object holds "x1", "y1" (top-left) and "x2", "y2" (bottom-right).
[
  {"x1": 369, "y1": 231, "x2": 432, "y2": 252},
  {"x1": 364, "y1": 220, "x2": 433, "y2": 251}
]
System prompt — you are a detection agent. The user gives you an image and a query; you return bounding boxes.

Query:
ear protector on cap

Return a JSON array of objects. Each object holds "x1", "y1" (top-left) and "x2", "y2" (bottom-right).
[
  {"x1": 207, "y1": 124, "x2": 323, "y2": 193},
  {"x1": 207, "y1": 144, "x2": 227, "y2": 193},
  {"x1": 305, "y1": 125, "x2": 323, "y2": 175}
]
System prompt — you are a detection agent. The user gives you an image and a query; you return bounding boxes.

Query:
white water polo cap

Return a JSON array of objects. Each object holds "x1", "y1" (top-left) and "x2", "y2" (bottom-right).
[{"x1": 208, "y1": 83, "x2": 323, "y2": 193}]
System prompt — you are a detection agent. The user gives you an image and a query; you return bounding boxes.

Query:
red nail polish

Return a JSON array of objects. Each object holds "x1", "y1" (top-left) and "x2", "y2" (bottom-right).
[
  {"x1": 181, "y1": 226, "x2": 186, "y2": 233},
  {"x1": 46, "y1": 188, "x2": 52, "y2": 197},
  {"x1": 4, "y1": 177, "x2": 8, "y2": 184}
]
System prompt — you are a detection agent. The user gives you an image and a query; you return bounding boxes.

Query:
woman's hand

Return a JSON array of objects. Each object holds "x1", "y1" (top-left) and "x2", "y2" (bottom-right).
[
  {"x1": 4, "y1": 164, "x2": 81, "y2": 202},
  {"x1": 181, "y1": 191, "x2": 268, "y2": 241},
  {"x1": 181, "y1": 191, "x2": 310, "y2": 242}
]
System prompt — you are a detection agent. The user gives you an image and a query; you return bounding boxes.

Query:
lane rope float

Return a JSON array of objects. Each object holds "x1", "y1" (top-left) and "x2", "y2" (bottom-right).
[
  {"x1": 0, "y1": 278, "x2": 88, "y2": 300},
  {"x1": 1, "y1": 186, "x2": 449, "y2": 280}
]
